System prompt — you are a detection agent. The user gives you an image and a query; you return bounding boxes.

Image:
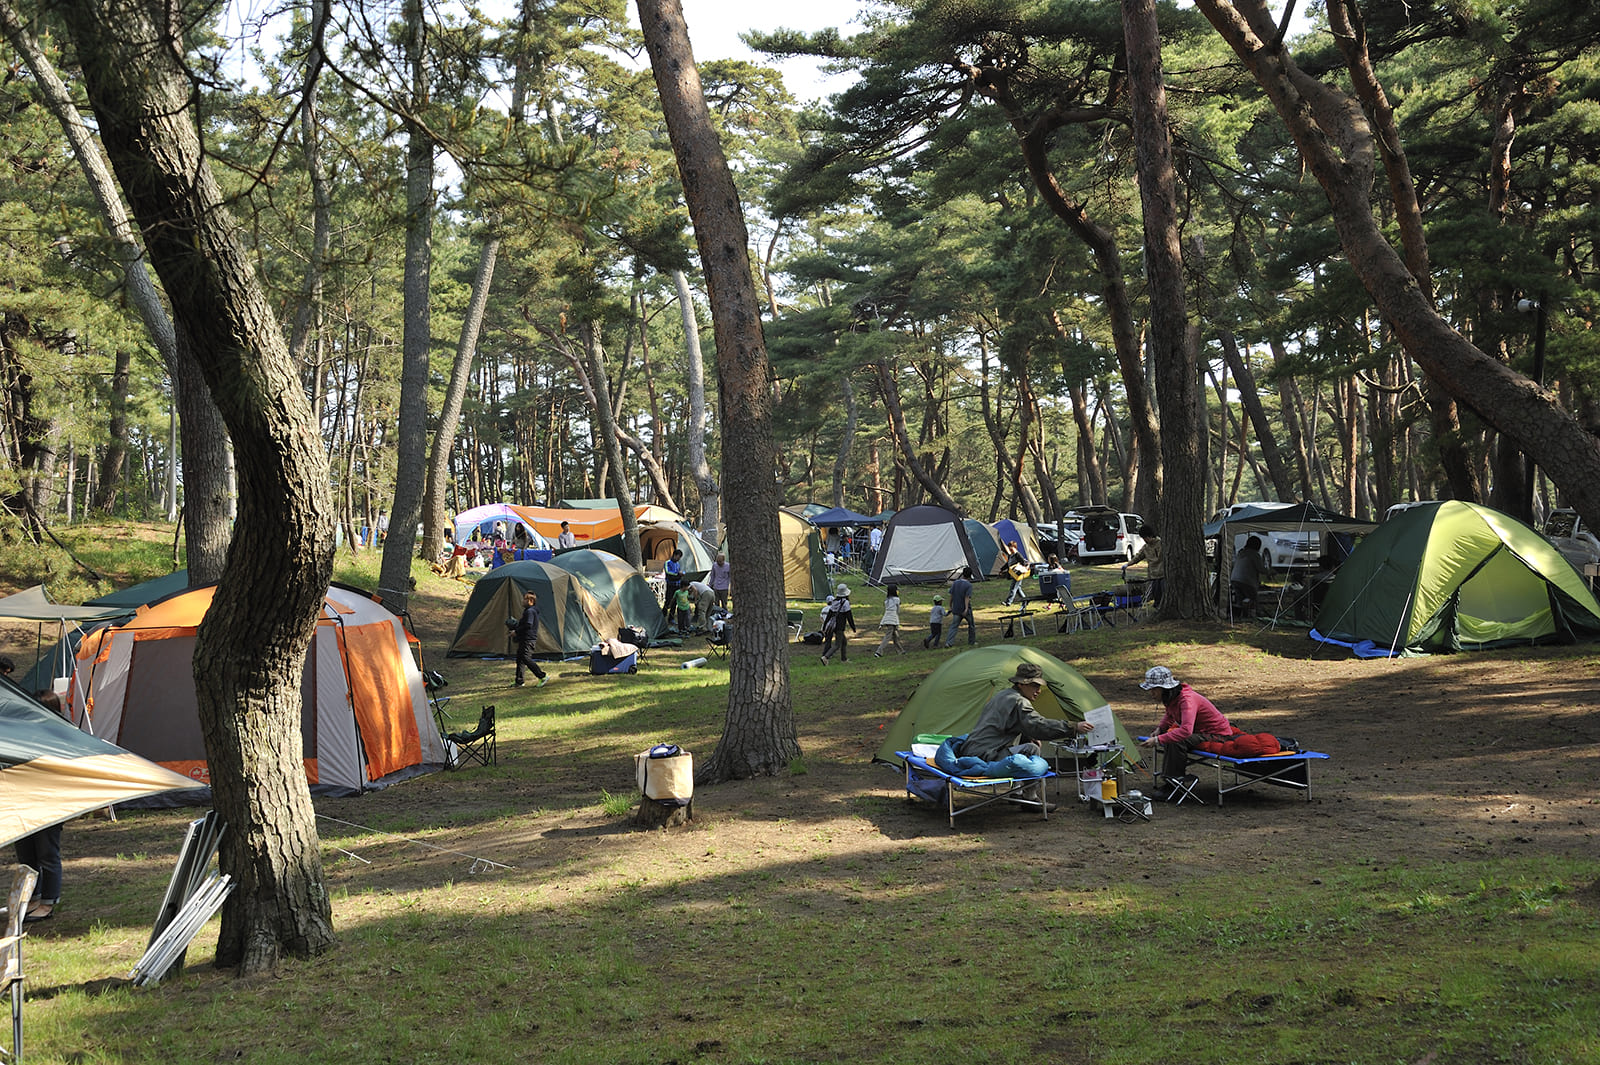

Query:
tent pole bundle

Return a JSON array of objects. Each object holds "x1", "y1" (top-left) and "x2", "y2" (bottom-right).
[{"x1": 141, "y1": 813, "x2": 226, "y2": 981}]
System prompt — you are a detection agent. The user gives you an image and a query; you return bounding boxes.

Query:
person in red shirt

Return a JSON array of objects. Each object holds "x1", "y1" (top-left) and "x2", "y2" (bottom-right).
[{"x1": 1136, "y1": 665, "x2": 1234, "y2": 795}]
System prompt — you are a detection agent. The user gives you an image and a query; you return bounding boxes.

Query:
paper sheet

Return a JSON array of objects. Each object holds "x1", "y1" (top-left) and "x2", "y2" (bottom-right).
[{"x1": 1083, "y1": 704, "x2": 1116, "y2": 747}]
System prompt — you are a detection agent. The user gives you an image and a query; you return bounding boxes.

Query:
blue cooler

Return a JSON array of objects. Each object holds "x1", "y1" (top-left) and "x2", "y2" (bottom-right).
[{"x1": 590, "y1": 648, "x2": 639, "y2": 675}]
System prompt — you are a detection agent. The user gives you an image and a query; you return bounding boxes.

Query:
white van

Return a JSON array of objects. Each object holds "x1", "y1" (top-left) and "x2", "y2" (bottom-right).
[{"x1": 1076, "y1": 507, "x2": 1145, "y2": 565}]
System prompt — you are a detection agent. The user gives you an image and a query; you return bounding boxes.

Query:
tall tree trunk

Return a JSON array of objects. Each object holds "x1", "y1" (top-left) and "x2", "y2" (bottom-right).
[
  {"x1": 378, "y1": 0, "x2": 433, "y2": 612},
  {"x1": 93, "y1": 346, "x2": 131, "y2": 513},
  {"x1": 876, "y1": 359, "x2": 958, "y2": 512},
  {"x1": 831, "y1": 372, "x2": 857, "y2": 508},
  {"x1": 60, "y1": 0, "x2": 336, "y2": 974},
  {"x1": 582, "y1": 322, "x2": 642, "y2": 567},
  {"x1": 674, "y1": 269, "x2": 720, "y2": 535},
  {"x1": 1219, "y1": 332, "x2": 1294, "y2": 498},
  {"x1": 1123, "y1": 0, "x2": 1206, "y2": 616},
  {"x1": 1197, "y1": 0, "x2": 1600, "y2": 534},
  {"x1": 638, "y1": 0, "x2": 796, "y2": 781},
  {"x1": 422, "y1": 235, "x2": 498, "y2": 562}
]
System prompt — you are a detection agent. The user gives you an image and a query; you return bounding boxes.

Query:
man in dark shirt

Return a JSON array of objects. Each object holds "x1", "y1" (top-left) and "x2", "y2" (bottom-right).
[{"x1": 941, "y1": 567, "x2": 977, "y2": 648}]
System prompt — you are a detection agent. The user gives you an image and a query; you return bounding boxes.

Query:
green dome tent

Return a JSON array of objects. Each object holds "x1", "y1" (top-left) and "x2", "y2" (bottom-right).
[
  {"x1": 874, "y1": 645, "x2": 1136, "y2": 767},
  {"x1": 545, "y1": 549, "x2": 670, "y2": 639},
  {"x1": 964, "y1": 519, "x2": 1005, "y2": 577},
  {"x1": 446, "y1": 560, "x2": 607, "y2": 658},
  {"x1": 1313, "y1": 501, "x2": 1600, "y2": 656}
]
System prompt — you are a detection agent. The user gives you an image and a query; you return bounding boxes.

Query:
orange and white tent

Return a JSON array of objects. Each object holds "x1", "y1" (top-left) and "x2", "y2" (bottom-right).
[
  {"x1": 506, "y1": 504, "x2": 679, "y2": 544},
  {"x1": 68, "y1": 583, "x2": 448, "y2": 797}
]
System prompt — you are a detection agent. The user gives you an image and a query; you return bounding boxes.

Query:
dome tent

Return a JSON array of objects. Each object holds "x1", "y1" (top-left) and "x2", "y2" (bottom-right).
[
  {"x1": 545, "y1": 549, "x2": 670, "y2": 640},
  {"x1": 68, "y1": 583, "x2": 448, "y2": 798},
  {"x1": 1312, "y1": 501, "x2": 1600, "y2": 656},
  {"x1": 869, "y1": 505, "x2": 984, "y2": 585},
  {"x1": 874, "y1": 645, "x2": 1136, "y2": 768},
  {"x1": 446, "y1": 559, "x2": 608, "y2": 658}
]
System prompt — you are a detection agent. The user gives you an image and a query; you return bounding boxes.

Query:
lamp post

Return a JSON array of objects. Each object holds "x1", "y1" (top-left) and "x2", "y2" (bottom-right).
[{"x1": 1517, "y1": 295, "x2": 1548, "y2": 526}]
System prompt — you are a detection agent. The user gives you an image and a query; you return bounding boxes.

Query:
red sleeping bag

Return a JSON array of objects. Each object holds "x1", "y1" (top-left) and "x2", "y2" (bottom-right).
[{"x1": 1196, "y1": 731, "x2": 1284, "y2": 758}]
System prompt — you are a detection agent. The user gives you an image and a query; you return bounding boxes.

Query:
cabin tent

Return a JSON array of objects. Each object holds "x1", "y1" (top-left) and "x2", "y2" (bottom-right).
[
  {"x1": 964, "y1": 519, "x2": 1006, "y2": 577},
  {"x1": 582, "y1": 519, "x2": 715, "y2": 581},
  {"x1": 870, "y1": 505, "x2": 983, "y2": 584},
  {"x1": 68, "y1": 584, "x2": 448, "y2": 798},
  {"x1": 544, "y1": 549, "x2": 669, "y2": 639},
  {"x1": 1, "y1": 677, "x2": 195, "y2": 846},
  {"x1": 778, "y1": 510, "x2": 829, "y2": 600},
  {"x1": 448, "y1": 559, "x2": 612, "y2": 657},
  {"x1": 874, "y1": 645, "x2": 1135, "y2": 767},
  {"x1": 990, "y1": 519, "x2": 1044, "y2": 565},
  {"x1": 1311, "y1": 501, "x2": 1600, "y2": 656}
]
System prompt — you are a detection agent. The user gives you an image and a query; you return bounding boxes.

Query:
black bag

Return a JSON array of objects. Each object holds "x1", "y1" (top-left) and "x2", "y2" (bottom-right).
[
  {"x1": 802, "y1": 631, "x2": 824, "y2": 645},
  {"x1": 619, "y1": 625, "x2": 648, "y2": 648}
]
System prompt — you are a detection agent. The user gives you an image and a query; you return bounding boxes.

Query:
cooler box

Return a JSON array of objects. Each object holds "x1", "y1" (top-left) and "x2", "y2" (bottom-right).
[{"x1": 590, "y1": 648, "x2": 639, "y2": 674}]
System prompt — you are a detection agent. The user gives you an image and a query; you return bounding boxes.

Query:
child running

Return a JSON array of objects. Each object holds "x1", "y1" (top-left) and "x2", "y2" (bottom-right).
[{"x1": 874, "y1": 584, "x2": 906, "y2": 656}]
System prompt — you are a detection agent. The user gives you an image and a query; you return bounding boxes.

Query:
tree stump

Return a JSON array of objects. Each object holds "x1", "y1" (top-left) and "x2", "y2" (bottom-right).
[{"x1": 634, "y1": 799, "x2": 692, "y2": 828}]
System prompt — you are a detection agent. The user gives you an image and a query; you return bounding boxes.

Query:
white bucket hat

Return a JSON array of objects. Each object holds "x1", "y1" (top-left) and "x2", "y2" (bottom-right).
[
  {"x1": 835, "y1": 584, "x2": 850, "y2": 597},
  {"x1": 1139, "y1": 665, "x2": 1179, "y2": 690}
]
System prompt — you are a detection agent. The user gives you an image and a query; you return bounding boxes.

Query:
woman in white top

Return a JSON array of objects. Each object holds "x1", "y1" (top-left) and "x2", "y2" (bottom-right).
[{"x1": 874, "y1": 584, "x2": 906, "y2": 656}]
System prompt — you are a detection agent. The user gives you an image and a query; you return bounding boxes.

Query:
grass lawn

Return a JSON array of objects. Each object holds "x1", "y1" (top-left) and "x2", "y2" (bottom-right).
[{"x1": 7, "y1": 527, "x2": 1599, "y2": 1064}]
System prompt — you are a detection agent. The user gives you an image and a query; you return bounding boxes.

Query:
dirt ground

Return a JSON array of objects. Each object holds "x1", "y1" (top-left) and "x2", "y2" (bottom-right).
[{"x1": 11, "y1": 574, "x2": 1600, "y2": 915}]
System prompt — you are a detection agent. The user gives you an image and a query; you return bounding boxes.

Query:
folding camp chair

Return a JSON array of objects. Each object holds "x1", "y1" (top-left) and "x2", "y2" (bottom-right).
[
  {"x1": 3, "y1": 865, "x2": 38, "y2": 1065},
  {"x1": 444, "y1": 705, "x2": 497, "y2": 768}
]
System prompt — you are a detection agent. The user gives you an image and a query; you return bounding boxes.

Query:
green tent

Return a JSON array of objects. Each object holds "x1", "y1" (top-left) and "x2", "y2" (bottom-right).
[
  {"x1": 874, "y1": 645, "x2": 1137, "y2": 767},
  {"x1": 778, "y1": 509, "x2": 829, "y2": 601},
  {"x1": 1313, "y1": 501, "x2": 1600, "y2": 656},
  {"x1": 446, "y1": 560, "x2": 606, "y2": 658},
  {"x1": 545, "y1": 549, "x2": 669, "y2": 639}
]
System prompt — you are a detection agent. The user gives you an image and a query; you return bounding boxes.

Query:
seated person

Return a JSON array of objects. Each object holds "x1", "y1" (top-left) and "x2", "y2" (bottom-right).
[
  {"x1": 944, "y1": 663, "x2": 1093, "y2": 783},
  {"x1": 1229, "y1": 535, "x2": 1273, "y2": 613},
  {"x1": 1135, "y1": 665, "x2": 1235, "y2": 794}
]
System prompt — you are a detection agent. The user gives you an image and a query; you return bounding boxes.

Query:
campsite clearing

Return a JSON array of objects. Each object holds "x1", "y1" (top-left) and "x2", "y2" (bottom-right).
[{"x1": 5, "y1": 555, "x2": 1600, "y2": 1063}]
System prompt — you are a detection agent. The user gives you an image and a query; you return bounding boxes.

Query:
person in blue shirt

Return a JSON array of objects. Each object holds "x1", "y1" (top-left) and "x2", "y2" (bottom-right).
[{"x1": 662, "y1": 549, "x2": 684, "y2": 609}]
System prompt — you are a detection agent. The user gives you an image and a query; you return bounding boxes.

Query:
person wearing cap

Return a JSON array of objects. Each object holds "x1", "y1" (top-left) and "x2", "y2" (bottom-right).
[
  {"x1": 922, "y1": 596, "x2": 946, "y2": 649},
  {"x1": 1137, "y1": 665, "x2": 1234, "y2": 793},
  {"x1": 960, "y1": 661, "x2": 1094, "y2": 766}
]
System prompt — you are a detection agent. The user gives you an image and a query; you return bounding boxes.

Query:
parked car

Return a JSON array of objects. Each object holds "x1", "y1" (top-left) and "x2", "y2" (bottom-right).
[
  {"x1": 1037, "y1": 514, "x2": 1085, "y2": 562},
  {"x1": 1206, "y1": 501, "x2": 1320, "y2": 569},
  {"x1": 1545, "y1": 508, "x2": 1600, "y2": 571},
  {"x1": 1075, "y1": 507, "x2": 1145, "y2": 565}
]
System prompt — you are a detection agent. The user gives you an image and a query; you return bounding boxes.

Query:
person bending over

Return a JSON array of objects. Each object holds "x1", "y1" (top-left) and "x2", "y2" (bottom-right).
[{"x1": 1136, "y1": 665, "x2": 1233, "y2": 795}]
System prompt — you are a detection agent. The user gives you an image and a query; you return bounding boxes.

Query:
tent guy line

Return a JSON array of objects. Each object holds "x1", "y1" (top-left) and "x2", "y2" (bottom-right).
[{"x1": 315, "y1": 814, "x2": 515, "y2": 872}]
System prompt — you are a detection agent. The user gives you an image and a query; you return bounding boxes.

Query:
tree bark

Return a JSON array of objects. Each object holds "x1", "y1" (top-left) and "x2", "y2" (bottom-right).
[
  {"x1": 581, "y1": 322, "x2": 643, "y2": 568},
  {"x1": 638, "y1": 0, "x2": 797, "y2": 781},
  {"x1": 674, "y1": 269, "x2": 720, "y2": 536},
  {"x1": 422, "y1": 235, "x2": 498, "y2": 562},
  {"x1": 378, "y1": 0, "x2": 434, "y2": 612},
  {"x1": 57, "y1": 0, "x2": 336, "y2": 973},
  {"x1": 93, "y1": 347, "x2": 131, "y2": 513},
  {"x1": 1196, "y1": 0, "x2": 1600, "y2": 534},
  {"x1": 1218, "y1": 332, "x2": 1294, "y2": 498},
  {"x1": 1122, "y1": 0, "x2": 1207, "y2": 617}
]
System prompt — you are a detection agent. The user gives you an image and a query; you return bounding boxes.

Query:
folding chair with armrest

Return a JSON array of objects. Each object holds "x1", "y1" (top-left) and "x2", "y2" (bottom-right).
[{"x1": 444, "y1": 705, "x2": 497, "y2": 768}]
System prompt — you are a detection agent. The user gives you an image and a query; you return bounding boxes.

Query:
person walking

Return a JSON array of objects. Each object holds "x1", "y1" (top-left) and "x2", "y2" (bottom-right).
[
  {"x1": 820, "y1": 584, "x2": 856, "y2": 664},
  {"x1": 874, "y1": 584, "x2": 906, "y2": 656},
  {"x1": 922, "y1": 597, "x2": 945, "y2": 648},
  {"x1": 942, "y1": 567, "x2": 977, "y2": 647},
  {"x1": 513, "y1": 591, "x2": 548, "y2": 688}
]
